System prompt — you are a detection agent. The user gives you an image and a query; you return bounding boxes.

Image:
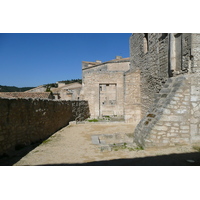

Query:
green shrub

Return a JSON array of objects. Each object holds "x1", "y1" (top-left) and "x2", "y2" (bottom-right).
[{"x1": 88, "y1": 119, "x2": 98, "y2": 122}]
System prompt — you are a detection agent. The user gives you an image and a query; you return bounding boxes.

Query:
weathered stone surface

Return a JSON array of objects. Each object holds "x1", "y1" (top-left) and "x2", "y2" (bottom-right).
[
  {"x1": 131, "y1": 33, "x2": 200, "y2": 148},
  {"x1": 91, "y1": 136, "x2": 100, "y2": 145},
  {"x1": 0, "y1": 98, "x2": 90, "y2": 156}
]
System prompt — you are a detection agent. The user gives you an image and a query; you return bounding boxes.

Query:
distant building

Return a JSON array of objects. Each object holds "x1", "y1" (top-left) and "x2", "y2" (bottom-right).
[
  {"x1": 25, "y1": 82, "x2": 82, "y2": 101},
  {"x1": 51, "y1": 82, "x2": 82, "y2": 100},
  {"x1": 0, "y1": 92, "x2": 54, "y2": 99},
  {"x1": 24, "y1": 85, "x2": 46, "y2": 93}
]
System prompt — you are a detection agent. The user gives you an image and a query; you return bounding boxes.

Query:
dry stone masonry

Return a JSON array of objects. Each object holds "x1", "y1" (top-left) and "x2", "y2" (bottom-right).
[{"x1": 0, "y1": 98, "x2": 90, "y2": 156}]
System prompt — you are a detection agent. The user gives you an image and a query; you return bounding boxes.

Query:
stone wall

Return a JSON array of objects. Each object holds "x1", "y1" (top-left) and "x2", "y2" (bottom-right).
[
  {"x1": 0, "y1": 98, "x2": 90, "y2": 156},
  {"x1": 82, "y1": 58, "x2": 130, "y2": 78},
  {"x1": 191, "y1": 34, "x2": 200, "y2": 73},
  {"x1": 124, "y1": 69, "x2": 141, "y2": 125},
  {"x1": 134, "y1": 73, "x2": 200, "y2": 148},
  {"x1": 131, "y1": 33, "x2": 200, "y2": 148},
  {"x1": 130, "y1": 33, "x2": 169, "y2": 117}
]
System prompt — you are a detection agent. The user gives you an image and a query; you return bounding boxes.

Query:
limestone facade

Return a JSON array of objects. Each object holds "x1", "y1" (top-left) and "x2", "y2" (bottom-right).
[{"x1": 81, "y1": 56, "x2": 140, "y2": 125}]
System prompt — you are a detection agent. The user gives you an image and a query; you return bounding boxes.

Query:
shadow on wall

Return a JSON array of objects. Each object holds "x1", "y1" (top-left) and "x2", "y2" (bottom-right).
[{"x1": 23, "y1": 152, "x2": 200, "y2": 166}]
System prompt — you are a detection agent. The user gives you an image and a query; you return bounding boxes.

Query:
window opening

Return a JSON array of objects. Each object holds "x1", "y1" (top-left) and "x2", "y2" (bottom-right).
[{"x1": 143, "y1": 33, "x2": 149, "y2": 53}]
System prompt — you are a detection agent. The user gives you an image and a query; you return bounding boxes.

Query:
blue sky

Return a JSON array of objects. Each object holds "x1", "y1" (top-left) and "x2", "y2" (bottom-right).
[{"x1": 0, "y1": 33, "x2": 131, "y2": 87}]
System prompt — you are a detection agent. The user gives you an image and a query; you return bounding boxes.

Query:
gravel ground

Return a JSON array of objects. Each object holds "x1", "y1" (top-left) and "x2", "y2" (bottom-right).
[{"x1": 6, "y1": 123, "x2": 200, "y2": 166}]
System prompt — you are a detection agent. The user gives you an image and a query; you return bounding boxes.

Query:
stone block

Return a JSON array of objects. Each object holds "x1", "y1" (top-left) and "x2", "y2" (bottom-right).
[
  {"x1": 153, "y1": 126, "x2": 168, "y2": 131},
  {"x1": 182, "y1": 101, "x2": 189, "y2": 106},
  {"x1": 191, "y1": 96, "x2": 200, "y2": 101},
  {"x1": 163, "y1": 109, "x2": 171, "y2": 114},
  {"x1": 164, "y1": 122, "x2": 172, "y2": 126},
  {"x1": 100, "y1": 145, "x2": 112, "y2": 152},
  {"x1": 175, "y1": 109, "x2": 188, "y2": 114},
  {"x1": 157, "y1": 131, "x2": 167, "y2": 136},
  {"x1": 190, "y1": 117, "x2": 199, "y2": 124},
  {"x1": 174, "y1": 93, "x2": 183, "y2": 98},
  {"x1": 190, "y1": 124, "x2": 198, "y2": 136},
  {"x1": 191, "y1": 86, "x2": 200, "y2": 95},
  {"x1": 167, "y1": 132, "x2": 178, "y2": 137},
  {"x1": 69, "y1": 121, "x2": 76, "y2": 125},
  {"x1": 173, "y1": 123, "x2": 179, "y2": 127},
  {"x1": 191, "y1": 135, "x2": 200, "y2": 143},
  {"x1": 181, "y1": 134, "x2": 190, "y2": 138},
  {"x1": 169, "y1": 101, "x2": 177, "y2": 105},
  {"x1": 160, "y1": 88, "x2": 171, "y2": 94},
  {"x1": 162, "y1": 138, "x2": 170, "y2": 144},
  {"x1": 91, "y1": 136, "x2": 100, "y2": 145},
  {"x1": 160, "y1": 115, "x2": 182, "y2": 122},
  {"x1": 180, "y1": 126, "x2": 190, "y2": 130},
  {"x1": 172, "y1": 97, "x2": 180, "y2": 101},
  {"x1": 166, "y1": 78, "x2": 173, "y2": 84},
  {"x1": 0, "y1": 135, "x2": 4, "y2": 141},
  {"x1": 100, "y1": 140, "x2": 106, "y2": 144}
]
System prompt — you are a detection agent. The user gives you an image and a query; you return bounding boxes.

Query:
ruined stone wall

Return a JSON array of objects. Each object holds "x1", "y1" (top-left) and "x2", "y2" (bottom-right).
[
  {"x1": 0, "y1": 98, "x2": 90, "y2": 156},
  {"x1": 130, "y1": 33, "x2": 169, "y2": 117},
  {"x1": 82, "y1": 71, "x2": 125, "y2": 118},
  {"x1": 130, "y1": 33, "x2": 193, "y2": 116}
]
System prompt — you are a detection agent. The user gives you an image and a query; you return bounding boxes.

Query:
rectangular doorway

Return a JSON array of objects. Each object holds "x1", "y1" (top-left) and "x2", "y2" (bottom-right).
[{"x1": 99, "y1": 83, "x2": 117, "y2": 117}]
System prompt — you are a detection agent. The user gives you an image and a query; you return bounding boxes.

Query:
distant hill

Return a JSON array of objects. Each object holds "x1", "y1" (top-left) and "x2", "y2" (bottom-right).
[
  {"x1": 0, "y1": 79, "x2": 82, "y2": 92},
  {"x1": 57, "y1": 78, "x2": 82, "y2": 84},
  {"x1": 0, "y1": 85, "x2": 34, "y2": 92}
]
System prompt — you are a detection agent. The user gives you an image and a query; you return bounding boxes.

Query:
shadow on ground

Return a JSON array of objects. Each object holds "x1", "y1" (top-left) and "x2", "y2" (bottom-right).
[
  {"x1": 0, "y1": 142, "x2": 42, "y2": 166},
  {"x1": 1, "y1": 148, "x2": 200, "y2": 166},
  {"x1": 36, "y1": 151, "x2": 200, "y2": 166}
]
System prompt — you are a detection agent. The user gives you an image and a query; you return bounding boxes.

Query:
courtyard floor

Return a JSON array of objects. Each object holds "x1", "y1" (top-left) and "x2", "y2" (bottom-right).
[{"x1": 1, "y1": 123, "x2": 200, "y2": 166}]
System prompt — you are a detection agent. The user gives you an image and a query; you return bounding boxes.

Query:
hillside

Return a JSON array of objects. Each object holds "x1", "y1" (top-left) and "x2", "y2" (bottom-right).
[
  {"x1": 0, "y1": 85, "x2": 34, "y2": 92},
  {"x1": 0, "y1": 79, "x2": 82, "y2": 92},
  {"x1": 58, "y1": 79, "x2": 82, "y2": 84}
]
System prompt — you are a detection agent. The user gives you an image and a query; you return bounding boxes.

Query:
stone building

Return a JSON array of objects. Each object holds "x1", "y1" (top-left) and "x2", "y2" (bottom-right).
[
  {"x1": 51, "y1": 82, "x2": 82, "y2": 100},
  {"x1": 25, "y1": 82, "x2": 82, "y2": 101},
  {"x1": 81, "y1": 33, "x2": 200, "y2": 148},
  {"x1": 24, "y1": 85, "x2": 46, "y2": 93},
  {"x1": 81, "y1": 56, "x2": 140, "y2": 124},
  {"x1": 129, "y1": 33, "x2": 200, "y2": 148}
]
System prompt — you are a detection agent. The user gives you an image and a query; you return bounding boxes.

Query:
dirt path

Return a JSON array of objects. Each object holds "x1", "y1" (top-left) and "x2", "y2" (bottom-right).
[{"x1": 13, "y1": 123, "x2": 200, "y2": 166}]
